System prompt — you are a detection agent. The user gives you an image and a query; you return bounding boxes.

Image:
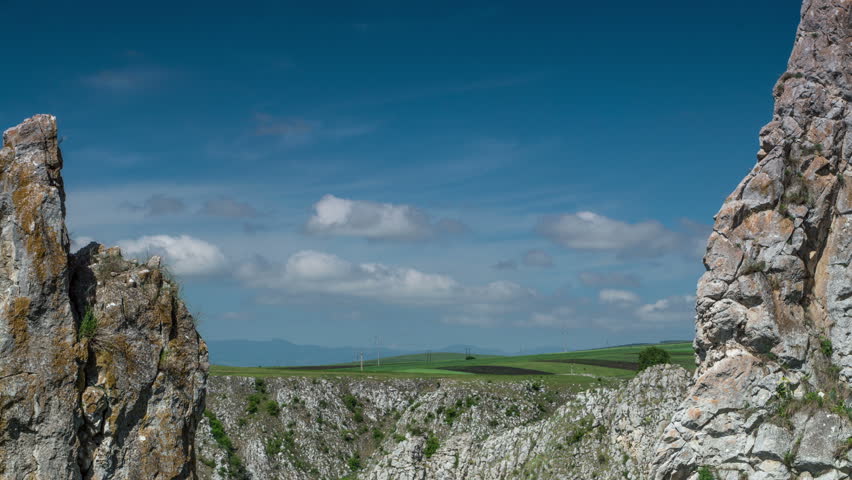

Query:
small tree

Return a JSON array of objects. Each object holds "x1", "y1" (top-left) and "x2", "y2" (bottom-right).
[
  {"x1": 79, "y1": 308, "x2": 98, "y2": 340},
  {"x1": 638, "y1": 346, "x2": 670, "y2": 371}
]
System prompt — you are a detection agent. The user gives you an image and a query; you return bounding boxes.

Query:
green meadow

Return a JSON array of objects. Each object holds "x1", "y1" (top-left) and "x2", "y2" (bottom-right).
[{"x1": 211, "y1": 342, "x2": 694, "y2": 388}]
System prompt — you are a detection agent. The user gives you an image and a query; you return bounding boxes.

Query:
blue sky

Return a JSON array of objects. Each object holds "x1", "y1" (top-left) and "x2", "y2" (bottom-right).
[{"x1": 1, "y1": 0, "x2": 802, "y2": 352}]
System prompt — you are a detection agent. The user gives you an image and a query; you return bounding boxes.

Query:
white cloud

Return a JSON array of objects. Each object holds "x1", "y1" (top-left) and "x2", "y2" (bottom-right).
[
  {"x1": 515, "y1": 292, "x2": 695, "y2": 331},
  {"x1": 306, "y1": 194, "x2": 466, "y2": 241},
  {"x1": 118, "y1": 234, "x2": 227, "y2": 276},
  {"x1": 635, "y1": 295, "x2": 696, "y2": 324},
  {"x1": 236, "y1": 250, "x2": 532, "y2": 306},
  {"x1": 537, "y1": 211, "x2": 706, "y2": 258},
  {"x1": 598, "y1": 289, "x2": 641, "y2": 304}
]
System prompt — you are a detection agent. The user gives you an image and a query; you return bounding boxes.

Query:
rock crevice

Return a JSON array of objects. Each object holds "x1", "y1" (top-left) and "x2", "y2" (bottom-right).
[
  {"x1": 0, "y1": 115, "x2": 208, "y2": 480},
  {"x1": 652, "y1": 0, "x2": 852, "y2": 478}
]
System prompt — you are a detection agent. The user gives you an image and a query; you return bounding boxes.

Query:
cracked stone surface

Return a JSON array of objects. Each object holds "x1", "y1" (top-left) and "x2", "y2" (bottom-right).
[
  {"x1": 0, "y1": 115, "x2": 208, "y2": 479},
  {"x1": 651, "y1": 0, "x2": 852, "y2": 478}
]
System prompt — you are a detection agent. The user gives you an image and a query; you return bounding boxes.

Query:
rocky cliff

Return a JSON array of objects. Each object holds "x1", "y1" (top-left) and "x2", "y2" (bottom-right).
[
  {"x1": 652, "y1": 0, "x2": 852, "y2": 478},
  {"x1": 197, "y1": 366, "x2": 690, "y2": 480},
  {"x1": 0, "y1": 115, "x2": 208, "y2": 479}
]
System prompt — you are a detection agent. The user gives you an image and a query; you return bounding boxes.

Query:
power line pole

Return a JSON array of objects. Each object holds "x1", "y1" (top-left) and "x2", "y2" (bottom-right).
[{"x1": 359, "y1": 352, "x2": 364, "y2": 372}]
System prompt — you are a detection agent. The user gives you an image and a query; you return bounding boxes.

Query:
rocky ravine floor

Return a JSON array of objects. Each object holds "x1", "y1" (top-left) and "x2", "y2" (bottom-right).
[{"x1": 196, "y1": 365, "x2": 690, "y2": 480}]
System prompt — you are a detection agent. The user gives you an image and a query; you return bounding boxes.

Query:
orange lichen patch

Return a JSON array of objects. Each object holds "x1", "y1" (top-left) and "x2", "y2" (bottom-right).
[
  {"x1": 107, "y1": 335, "x2": 139, "y2": 378},
  {"x1": 154, "y1": 297, "x2": 174, "y2": 332},
  {"x1": 95, "y1": 350, "x2": 118, "y2": 391},
  {"x1": 7, "y1": 297, "x2": 30, "y2": 349},
  {"x1": 10, "y1": 174, "x2": 66, "y2": 283},
  {"x1": 687, "y1": 408, "x2": 703, "y2": 421},
  {"x1": 50, "y1": 326, "x2": 78, "y2": 374},
  {"x1": 733, "y1": 210, "x2": 794, "y2": 247}
]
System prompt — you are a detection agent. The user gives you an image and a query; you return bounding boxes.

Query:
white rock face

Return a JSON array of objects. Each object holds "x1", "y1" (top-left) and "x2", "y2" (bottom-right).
[
  {"x1": 197, "y1": 366, "x2": 690, "y2": 480},
  {"x1": 652, "y1": 0, "x2": 852, "y2": 478}
]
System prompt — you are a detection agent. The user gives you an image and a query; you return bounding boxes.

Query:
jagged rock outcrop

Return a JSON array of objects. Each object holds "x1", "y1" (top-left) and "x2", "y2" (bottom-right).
[
  {"x1": 0, "y1": 115, "x2": 208, "y2": 479},
  {"x1": 0, "y1": 113, "x2": 81, "y2": 479},
  {"x1": 197, "y1": 366, "x2": 690, "y2": 480},
  {"x1": 653, "y1": 1, "x2": 852, "y2": 478}
]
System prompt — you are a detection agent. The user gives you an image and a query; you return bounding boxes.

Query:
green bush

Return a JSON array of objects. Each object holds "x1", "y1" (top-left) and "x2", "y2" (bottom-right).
[
  {"x1": 246, "y1": 393, "x2": 264, "y2": 414},
  {"x1": 638, "y1": 346, "x2": 671, "y2": 371},
  {"x1": 424, "y1": 433, "x2": 440, "y2": 458},
  {"x1": 697, "y1": 466, "x2": 715, "y2": 480},
  {"x1": 254, "y1": 378, "x2": 266, "y2": 394},
  {"x1": 265, "y1": 435, "x2": 283, "y2": 456},
  {"x1": 265, "y1": 400, "x2": 281, "y2": 416},
  {"x1": 343, "y1": 394, "x2": 358, "y2": 411},
  {"x1": 347, "y1": 455, "x2": 362, "y2": 471},
  {"x1": 203, "y1": 410, "x2": 248, "y2": 480},
  {"x1": 79, "y1": 308, "x2": 98, "y2": 340},
  {"x1": 821, "y1": 337, "x2": 834, "y2": 357}
]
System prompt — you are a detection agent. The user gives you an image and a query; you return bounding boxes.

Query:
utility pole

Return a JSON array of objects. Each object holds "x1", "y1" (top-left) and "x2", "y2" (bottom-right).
[
  {"x1": 359, "y1": 352, "x2": 364, "y2": 372},
  {"x1": 374, "y1": 336, "x2": 382, "y2": 367}
]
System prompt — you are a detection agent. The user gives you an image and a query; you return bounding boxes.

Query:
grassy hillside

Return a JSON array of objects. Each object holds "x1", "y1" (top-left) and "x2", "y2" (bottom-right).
[{"x1": 211, "y1": 342, "x2": 694, "y2": 387}]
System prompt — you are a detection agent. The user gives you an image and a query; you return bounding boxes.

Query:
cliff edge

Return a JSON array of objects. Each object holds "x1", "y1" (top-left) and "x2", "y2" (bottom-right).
[
  {"x1": 0, "y1": 115, "x2": 208, "y2": 479},
  {"x1": 653, "y1": 1, "x2": 852, "y2": 478}
]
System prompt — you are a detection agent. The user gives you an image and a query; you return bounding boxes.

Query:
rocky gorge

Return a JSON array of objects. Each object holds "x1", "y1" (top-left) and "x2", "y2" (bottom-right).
[
  {"x1": 1, "y1": 0, "x2": 851, "y2": 479},
  {"x1": 197, "y1": 0, "x2": 852, "y2": 478}
]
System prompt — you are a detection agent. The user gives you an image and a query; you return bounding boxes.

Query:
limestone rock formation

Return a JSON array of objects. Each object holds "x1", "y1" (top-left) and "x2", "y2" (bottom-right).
[
  {"x1": 0, "y1": 115, "x2": 208, "y2": 479},
  {"x1": 196, "y1": 365, "x2": 690, "y2": 480},
  {"x1": 0, "y1": 113, "x2": 80, "y2": 479},
  {"x1": 653, "y1": 0, "x2": 852, "y2": 478}
]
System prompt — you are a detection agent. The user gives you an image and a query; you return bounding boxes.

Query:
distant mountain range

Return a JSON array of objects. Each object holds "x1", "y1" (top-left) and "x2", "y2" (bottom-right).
[{"x1": 206, "y1": 339, "x2": 691, "y2": 367}]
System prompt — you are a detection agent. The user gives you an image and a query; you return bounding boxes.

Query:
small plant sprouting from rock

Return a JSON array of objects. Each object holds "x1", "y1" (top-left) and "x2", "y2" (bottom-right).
[
  {"x1": 79, "y1": 308, "x2": 98, "y2": 340},
  {"x1": 204, "y1": 410, "x2": 248, "y2": 480},
  {"x1": 637, "y1": 346, "x2": 671, "y2": 371},
  {"x1": 342, "y1": 393, "x2": 365, "y2": 423},
  {"x1": 820, "y1": 337, "x2": 834, "y2": 357},
  {"x1": 347, "y1": 454, "x2": 362, "y2": 471},
  {"x1": 265, "y1": 400, "x2": 281, "y2": 416},
  {"x1": 697, "y1": 466, "x2": 715, "y2": 480},
  {"x1": 424, "y1": 432, "x2": 440, "y2": 458},
  {"x1": 254, "y1": 378, "x2": 266, "y2": 393},
  {"x1": 782, "y1": 450, "x2": 796, "y2": 468},
  {"x1": 265, "y1": 435, "x2": 283, "y2": 456}
]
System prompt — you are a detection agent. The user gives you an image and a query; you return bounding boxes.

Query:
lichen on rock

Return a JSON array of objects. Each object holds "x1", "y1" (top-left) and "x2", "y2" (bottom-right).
[
  {"x1": 0, "y1": 114, "x2": 208, "y2": 479},
  {"x1": 652, "y1": 1, "x2": 852, "y2": 478}
]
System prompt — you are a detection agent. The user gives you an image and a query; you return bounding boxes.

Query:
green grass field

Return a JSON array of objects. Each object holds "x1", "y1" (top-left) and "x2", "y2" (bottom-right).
[{"x1": 210, "y1": 342, "x2": 695, "y2": 387}]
